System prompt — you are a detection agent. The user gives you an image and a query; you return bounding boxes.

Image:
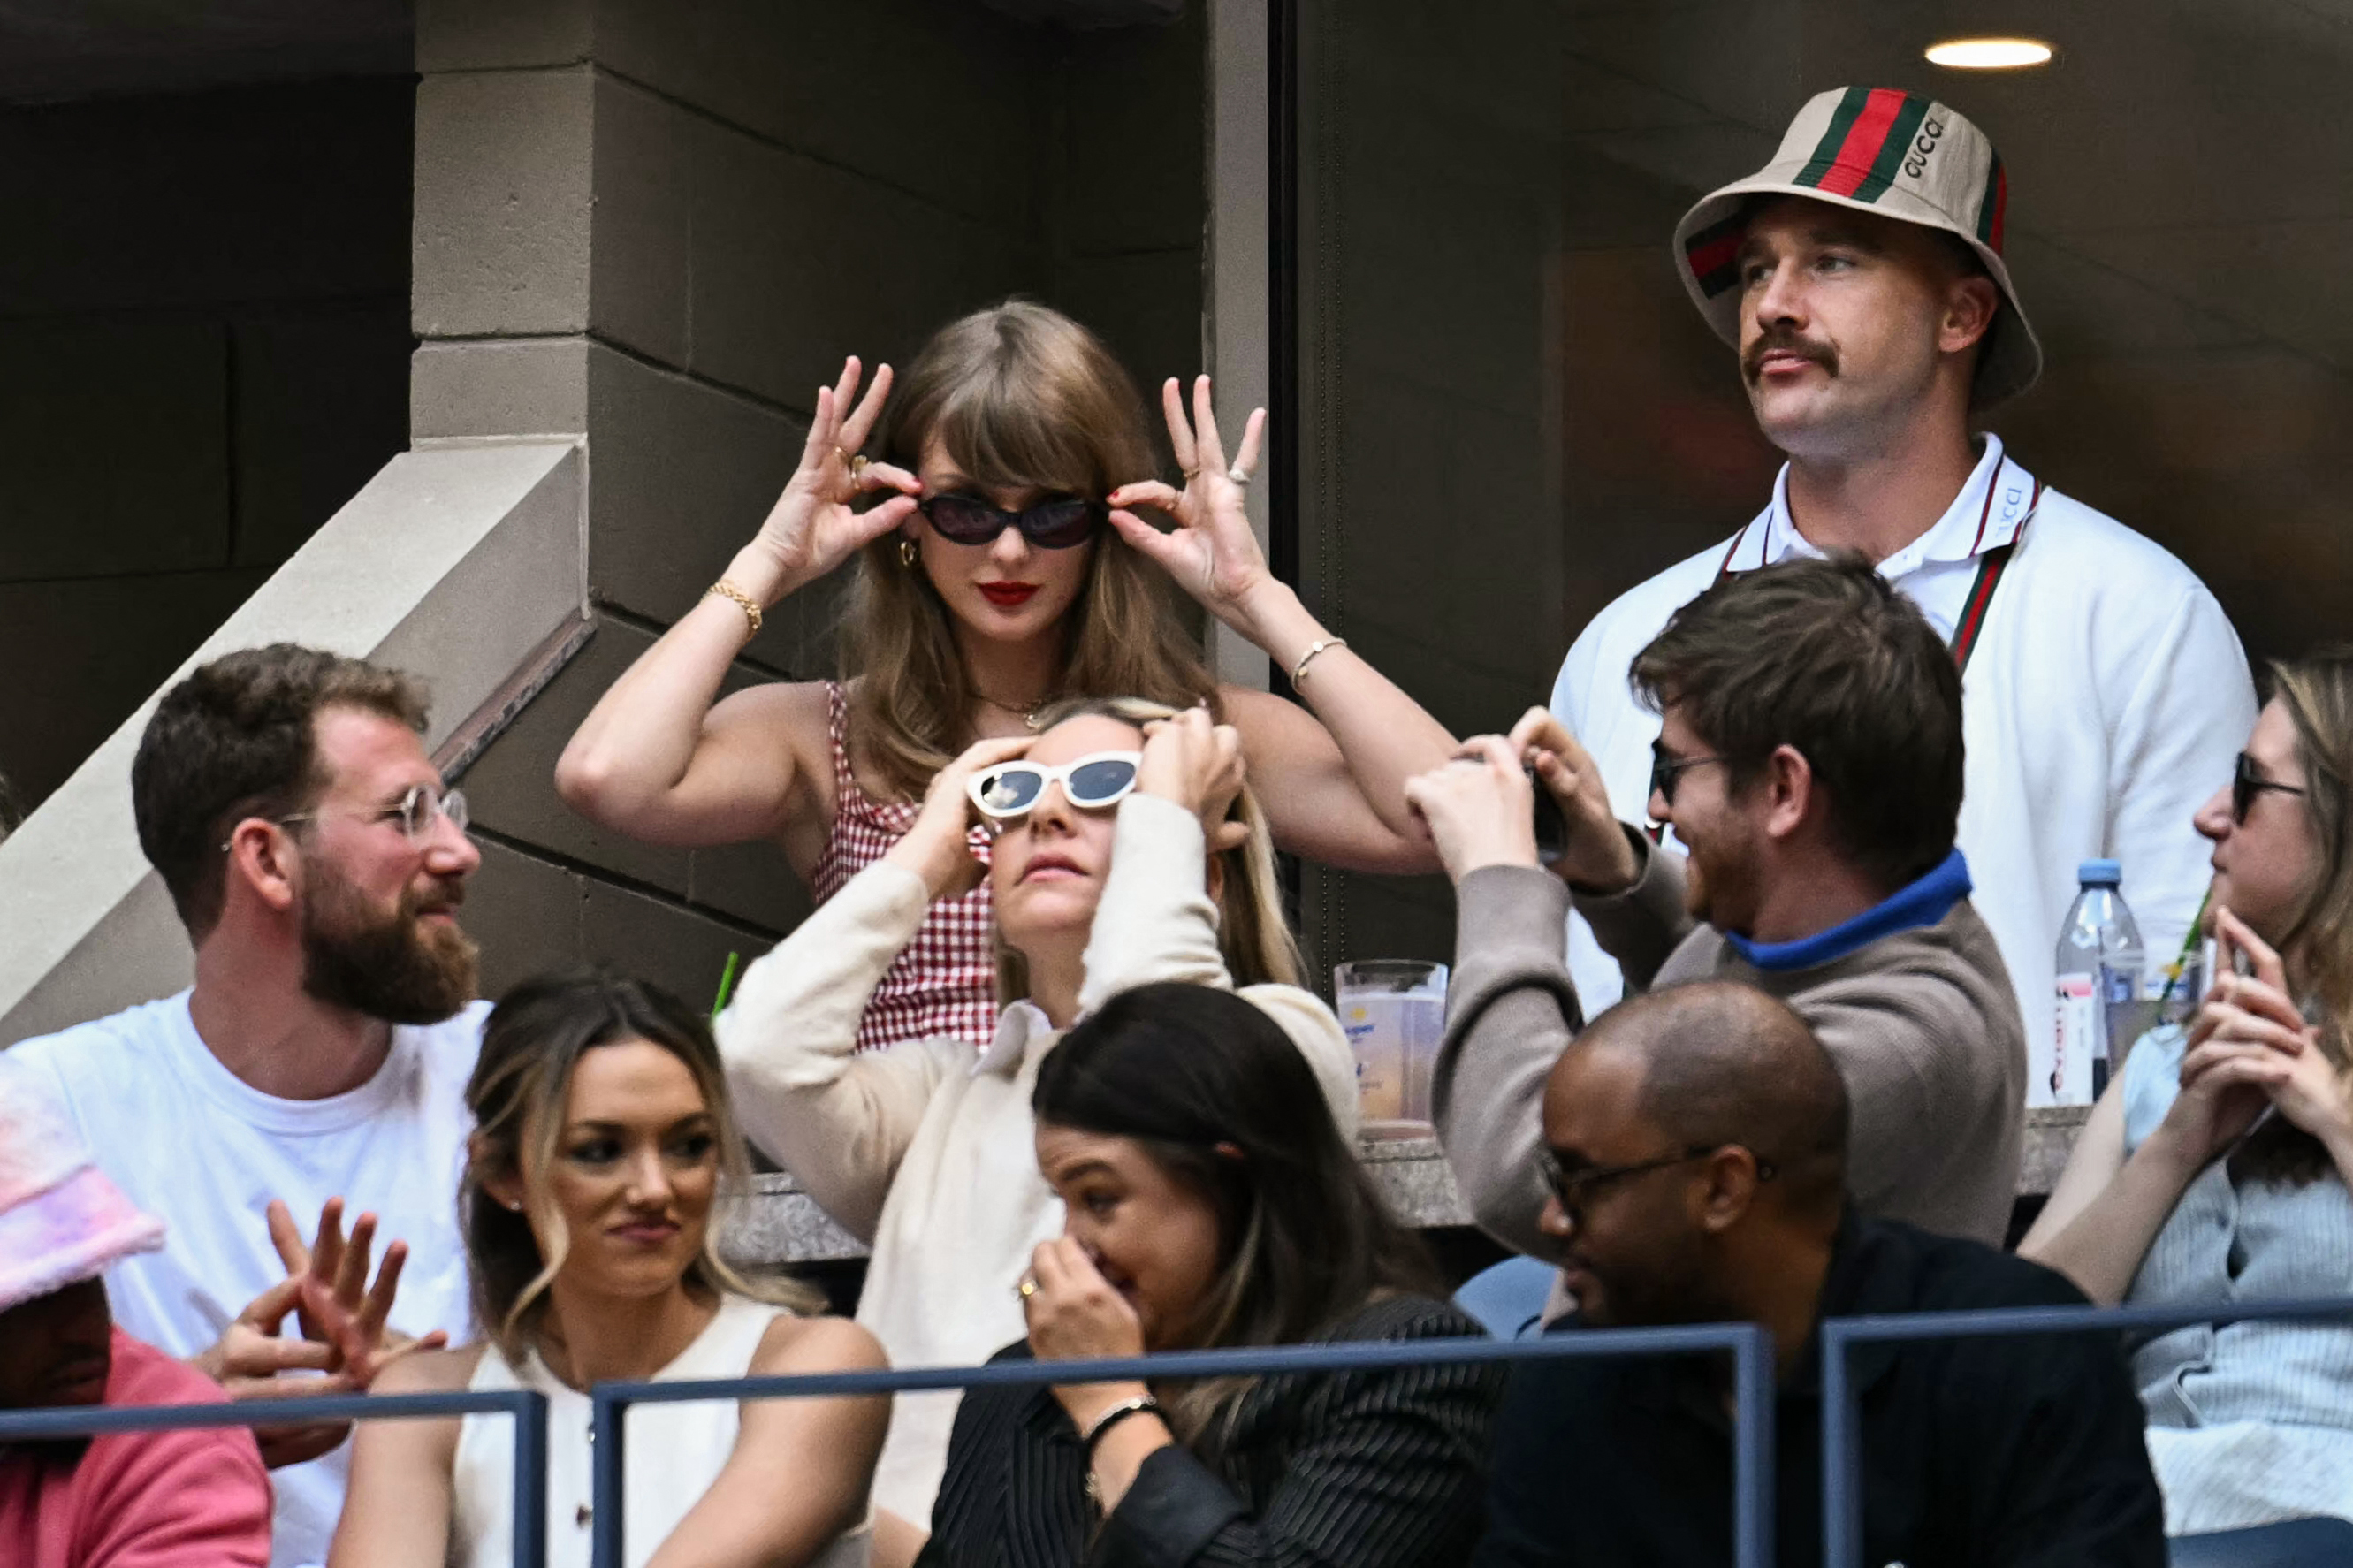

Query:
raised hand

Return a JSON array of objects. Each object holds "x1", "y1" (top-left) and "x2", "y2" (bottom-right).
[
  {"x1": 1403, "y1": 737, "x2": 1540, "y2": 884},
  {"x1": 731, "y1": 356, "x2": 923, "y2": 605},
  {"x1": 276, "y1": 1199, "x2": 448, "y2": 1387},
  {"x1": 1135, "y1": 705, "x2": 1249, "y2": 851},
  {"x1": 2199, "y1": 910, "x2": 2348, "y2": 1148},
  {"x1": 2157, "y1": 910, "x2": 2313, "y2": 1169},
  {"x1": 1507, "y1": 707, "x2": 1640, "y2": 894},
  {"x1": 885, "y1": 734, "x2": 1035, "y2": 900},
  {"x1": 1105, "y1": 376, "x2": 1273, "y2": 634},
  {"x1": 192, "y1": 1199, "x2": 447, "y2": 1469}
]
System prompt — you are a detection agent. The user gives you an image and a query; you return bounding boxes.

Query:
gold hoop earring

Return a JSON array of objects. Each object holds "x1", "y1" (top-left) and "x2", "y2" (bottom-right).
[{"x1": 899, "y1": 538, "x2": 919, "y2": 568}]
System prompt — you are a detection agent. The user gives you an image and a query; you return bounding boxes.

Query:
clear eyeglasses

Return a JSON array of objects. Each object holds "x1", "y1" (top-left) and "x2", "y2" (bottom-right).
[{"x1": 245, "y1": 784, "x2": 471, "y2": 849}]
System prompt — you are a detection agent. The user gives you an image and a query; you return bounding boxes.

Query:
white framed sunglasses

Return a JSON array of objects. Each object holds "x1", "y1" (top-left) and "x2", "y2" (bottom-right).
[{"x1": 967, "y1": 752, "x2": 1143, "y2": 820}]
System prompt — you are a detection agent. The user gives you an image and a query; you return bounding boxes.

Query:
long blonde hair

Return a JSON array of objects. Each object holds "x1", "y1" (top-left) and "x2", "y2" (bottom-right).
[
  {"x1": 843, "y1": 301, "x2": 1217, "y2": 803},
  {"x1": 994, "y1": 697, "x2": 1301, "y2": 1004},
  {"x1": 2233, "y1": 649, "x2": 2353, "y2": 1186},
  {"x1": 461, "y1": 971, "x2": 820, "y2": 1365}
]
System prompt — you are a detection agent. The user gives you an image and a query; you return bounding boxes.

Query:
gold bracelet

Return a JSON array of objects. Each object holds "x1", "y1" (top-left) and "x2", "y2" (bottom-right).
[
  {"x1": 705, "y1": 579, "x2": 763, "y2": 639},
  {"x1": 1291, "y1": 636, "x2": 1346, "y2": 686}
]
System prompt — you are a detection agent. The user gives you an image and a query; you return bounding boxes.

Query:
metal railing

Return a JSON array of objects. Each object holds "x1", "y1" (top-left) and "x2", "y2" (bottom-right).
[
  {"x1": 1820, "y1": 1293, "x2": 2353, "y2": 1568},
  {"x1": 18, "y1": 1293, "x2": 2352, "y2": 1568},
  {"x1": 0, "y1": 1386, "x2": 552, "y2": 1568},
  {"x1": 588, "y1": 1325, "x2": 1778, "y2": 1568}
]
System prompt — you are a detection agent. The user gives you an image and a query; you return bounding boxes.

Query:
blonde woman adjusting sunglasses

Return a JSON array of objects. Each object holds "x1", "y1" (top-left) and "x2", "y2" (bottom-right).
[
  {"x1": 712, "y1": 703, "x2": 1357, "y2": 1562},
  {"x1": 554, "y1": 303, "x2": 1457, "y2": 1058}
]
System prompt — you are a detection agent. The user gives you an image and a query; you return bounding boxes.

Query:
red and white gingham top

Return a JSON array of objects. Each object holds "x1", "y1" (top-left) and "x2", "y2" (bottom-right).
[{"x1": 811, "y1": 682, "x2": 1001, "y2": 1053}]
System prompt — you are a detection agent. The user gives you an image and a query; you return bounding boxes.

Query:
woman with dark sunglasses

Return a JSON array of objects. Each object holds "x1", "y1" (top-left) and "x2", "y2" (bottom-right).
[
  {"x1": 555, "y1": 301, "x2": 1455, "y2": 1054},
  {"x1": 712, "y1": 700, "x2": 1358, "y2": 1563},
  {"x1": 2022, "y1": 648, "x2": 2353, "y2": 1539}
]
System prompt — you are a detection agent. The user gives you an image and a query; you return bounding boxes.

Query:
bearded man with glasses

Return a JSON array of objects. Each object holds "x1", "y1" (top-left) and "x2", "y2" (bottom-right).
[
  {"x1": 10, "y1": 644, "x2": 486, "y2": 1568},
  {"x1": 1472, "y1": 982, "x2": 2165, "y2": 1568},
  {"x1": 1407, "y1": 554, "x2": 2025, "y2": 1264}
]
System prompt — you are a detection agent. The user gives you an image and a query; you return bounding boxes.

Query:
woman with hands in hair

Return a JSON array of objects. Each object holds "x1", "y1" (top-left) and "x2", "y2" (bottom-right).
[
  {"x1": 714, "y1": 704, "x2": 1358, "y2": 1559},
  {"x1": 557, "y1": 302, "x2": 1453, "y2": 1055},
  {"x1": 919, "y1": 982, "x2": 1497, "y2": 1568},
  {"x1": 2023, "y1": 649, "x2": 2353, "y2": 1535}
]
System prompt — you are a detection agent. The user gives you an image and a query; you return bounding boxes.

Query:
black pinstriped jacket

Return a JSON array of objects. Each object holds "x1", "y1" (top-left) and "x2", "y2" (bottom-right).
[{"x1": 916, "y1": 1294, "x2": 1501, "y2": 1568}]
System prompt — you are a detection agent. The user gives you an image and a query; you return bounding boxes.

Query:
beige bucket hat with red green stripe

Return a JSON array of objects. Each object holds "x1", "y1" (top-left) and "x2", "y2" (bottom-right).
[{"x1": 1672, "y1": 86, "x2": 2042, "y2": 407}]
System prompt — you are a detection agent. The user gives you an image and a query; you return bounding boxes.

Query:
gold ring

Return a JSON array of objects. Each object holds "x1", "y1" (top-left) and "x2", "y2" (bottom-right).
[
  {"x1": 1179, "y1": 465, "x2": 1199, "y2": 481},
  {"x1": 1016, "y1": 1277, "x2": 1039, "y2": 1299}
]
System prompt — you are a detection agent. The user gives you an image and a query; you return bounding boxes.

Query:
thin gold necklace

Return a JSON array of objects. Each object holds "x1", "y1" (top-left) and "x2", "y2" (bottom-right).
[{"x1": 972, "y1": 685, "x2": 1055, "y2": 731}]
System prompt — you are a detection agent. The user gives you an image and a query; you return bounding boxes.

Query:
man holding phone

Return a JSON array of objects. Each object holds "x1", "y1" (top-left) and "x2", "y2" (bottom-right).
[
  {"x1": 1548, "y1": 88, "x2": 2253, "y2": 1100},
  {"x1": 1408, "y1": 555, "x2": 2026, "y2": 1255}
]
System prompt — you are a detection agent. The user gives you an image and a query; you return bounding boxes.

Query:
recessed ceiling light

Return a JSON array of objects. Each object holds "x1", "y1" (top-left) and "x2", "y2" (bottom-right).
[{"x1": 1925, "y1": 36, "x2": 2054, "y2": 69}]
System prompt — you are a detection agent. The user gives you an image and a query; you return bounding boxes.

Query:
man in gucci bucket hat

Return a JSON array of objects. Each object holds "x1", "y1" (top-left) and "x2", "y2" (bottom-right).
[
  {"x1": 0, "y1": 1054, "x2": 271, "y2": 1566},
  {"x1": 1541, "y1": 88, "x2": 2255, "y2": 1103}
]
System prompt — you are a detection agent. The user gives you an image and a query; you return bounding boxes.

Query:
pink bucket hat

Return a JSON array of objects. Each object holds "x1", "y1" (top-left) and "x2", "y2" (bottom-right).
[
  {"x1": 1671, "y1": 86, "x2": 2043, "y2": 407},
  {"x1": 0, "y1": 1054, "x2": 165, "y2": 1314}
]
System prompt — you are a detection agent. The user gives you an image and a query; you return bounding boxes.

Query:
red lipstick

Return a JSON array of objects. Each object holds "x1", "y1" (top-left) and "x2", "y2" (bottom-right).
[{"x1": 979, "y1": 582, "x2": 1039, "y2": 609}]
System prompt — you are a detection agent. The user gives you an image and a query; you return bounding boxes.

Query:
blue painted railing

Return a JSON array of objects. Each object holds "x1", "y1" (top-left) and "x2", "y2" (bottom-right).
[
  {"x1": 1820, "y1": 1293, "x2": 2353, "y2": 1568},
  {"x1": 586, "y1": 1324, "x2": 1778, "y2": 1568},
  {"x1": 17, "y1": 1293, "x2": 2349, "y2": 1568},
  {"x1": 0, "y1": 1385, "x2": 551, "y2": 1568}
]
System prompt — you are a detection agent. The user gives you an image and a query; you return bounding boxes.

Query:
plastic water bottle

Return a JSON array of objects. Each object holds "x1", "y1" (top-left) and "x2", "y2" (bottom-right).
[{"x1": 2052, "y1": 860, "x2": 2145, "y2": 1104}]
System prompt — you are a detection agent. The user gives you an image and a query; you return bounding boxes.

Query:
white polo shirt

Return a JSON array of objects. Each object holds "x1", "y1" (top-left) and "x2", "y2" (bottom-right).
[{"x1": 1550, "y1": 436, "x2": 2256, "y2": 1104}]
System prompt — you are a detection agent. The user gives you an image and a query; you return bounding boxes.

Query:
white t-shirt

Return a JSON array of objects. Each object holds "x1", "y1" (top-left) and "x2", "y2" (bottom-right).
[
  {"x1": 9, "y1": 991, "x2": 488, "y2": 1568},
  {"x1": 1551, "y1": 437, "x2": 2256, "y2": 1102}
]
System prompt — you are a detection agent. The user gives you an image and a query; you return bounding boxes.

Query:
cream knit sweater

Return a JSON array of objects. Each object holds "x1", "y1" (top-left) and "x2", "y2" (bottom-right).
[{"x1": 715, "y1": 793, "x2": 1357, "y2": 1527}]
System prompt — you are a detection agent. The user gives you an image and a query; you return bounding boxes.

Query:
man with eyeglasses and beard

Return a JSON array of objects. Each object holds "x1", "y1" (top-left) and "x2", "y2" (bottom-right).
[
  {"x1": 10, "y1": 644, "x2": 486, "y2": 1568},
  {"x1": 1470, "y1": 981, "x2": 2165, "y2": 1568},
  {"x1": 1408, "y1": 555, "x2": 2024, "y2": 1260},
  {"x1": 1547, "y1": 88, "x2": 2253, "y2": 1104}
]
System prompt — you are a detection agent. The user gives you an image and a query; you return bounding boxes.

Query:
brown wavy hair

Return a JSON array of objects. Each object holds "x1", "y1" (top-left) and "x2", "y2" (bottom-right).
[
  {"x1": 461, "y1": 970, "x2": 821, "y2": 1365},
  {"x1": 841, "y1": 301, "x2": 1218, "y2": 802},
  {"x1": 992, "y1": 697, "x2": 1300, "y2": 1005},
  {"x1": 1033, "y1": 983, "x2": 1437, "y2": 1450},
  {"x1": 2233, "y1": 648, "x2": 2353, "y2": 1186}
]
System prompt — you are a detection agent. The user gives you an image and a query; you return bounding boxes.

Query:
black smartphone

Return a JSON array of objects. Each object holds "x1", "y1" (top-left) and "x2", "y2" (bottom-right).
[{"x1": 1530, "y1": 771, "x2": 1566, "y2": 866}]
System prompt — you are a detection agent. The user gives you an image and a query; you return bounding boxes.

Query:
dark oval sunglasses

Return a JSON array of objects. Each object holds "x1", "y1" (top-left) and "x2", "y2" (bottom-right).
[
  {"x1": 918, "y1": 494, "x2": 1107, "y2": 551},
  {"x1": 2233, "y1": 751, "x2": 2307, "y2": 825}
]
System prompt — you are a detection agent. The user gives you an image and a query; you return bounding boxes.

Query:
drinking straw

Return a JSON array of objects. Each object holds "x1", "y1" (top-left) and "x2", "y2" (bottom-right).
[
  {"x1": 2157, "y1": 888, "x2": 2212, "y2": 1005},
  {"x1": 711, "y1": 950, "x2": 742, "y2": 1021}
]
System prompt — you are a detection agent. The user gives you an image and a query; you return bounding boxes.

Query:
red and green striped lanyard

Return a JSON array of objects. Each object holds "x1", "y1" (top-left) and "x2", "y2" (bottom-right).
[{"x1": 1714, "y1": 471, "x2": 2045, "y2": 673}]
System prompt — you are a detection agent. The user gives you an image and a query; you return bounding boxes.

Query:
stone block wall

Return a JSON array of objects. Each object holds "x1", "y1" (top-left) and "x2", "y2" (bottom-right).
[
  {"x1": 0, "y1": 80, "x2": 415, "y2": 817},
  {"x1": 411, "y1": 0, "x2": 1207, "y2": 1007}
]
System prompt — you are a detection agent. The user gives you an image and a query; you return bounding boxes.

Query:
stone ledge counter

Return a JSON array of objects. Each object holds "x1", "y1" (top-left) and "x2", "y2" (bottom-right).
[{"x1": 720, "y1": 1106, "x2": 2094, "y2": 1269}]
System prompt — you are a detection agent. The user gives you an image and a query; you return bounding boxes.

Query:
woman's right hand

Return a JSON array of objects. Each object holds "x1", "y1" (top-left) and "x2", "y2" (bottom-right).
[
  {"x1": 883, "y1": 735, "x2": 1034, "y2": 901},
  {"x1": 727, "y1": 356, "x2": 923, "y2": 605},
  {"x1": 1136, "y1": 706, "x2": 1250, "y2": 852}
]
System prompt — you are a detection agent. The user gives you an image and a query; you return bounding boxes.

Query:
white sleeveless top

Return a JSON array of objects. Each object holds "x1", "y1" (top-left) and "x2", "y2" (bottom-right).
[{"x1": 451, "y1": 1296, "x2": 872, "y2": 1568}]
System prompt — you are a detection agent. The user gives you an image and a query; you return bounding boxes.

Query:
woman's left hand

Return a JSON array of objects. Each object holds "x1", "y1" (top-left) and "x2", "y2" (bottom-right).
[
  {"x1": 1106, "y1": 376, "x2": 1274, "y2": 635},
  {"x1": 2208, "y1": 910, "x2": 2349, "y2": 1146},
  {"x1": 1022, "y1": 1237, "x2": 1151, "y2": 1428},
  {"x1": 1135, "y1": 706, "x2": 1251, "y2": 853}
]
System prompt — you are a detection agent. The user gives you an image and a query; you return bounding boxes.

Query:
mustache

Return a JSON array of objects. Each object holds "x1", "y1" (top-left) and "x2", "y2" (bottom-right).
[
  {"x1": 407, "y1": 878, "x2": 467, "y2": 917},
  {"x1": 1742, "y1": 325, "x2": 1839, "y2": 384}
]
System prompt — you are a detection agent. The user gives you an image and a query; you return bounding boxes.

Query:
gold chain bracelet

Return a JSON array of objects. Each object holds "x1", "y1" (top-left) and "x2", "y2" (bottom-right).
[{"x1": 704, "y1": 579, "x2": 763, "y2": 639}]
